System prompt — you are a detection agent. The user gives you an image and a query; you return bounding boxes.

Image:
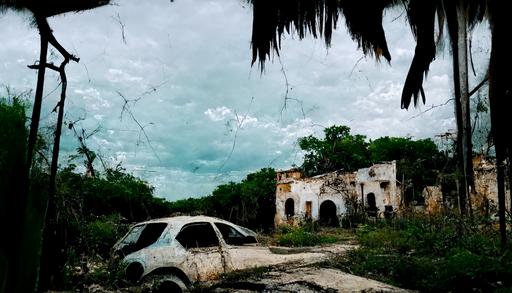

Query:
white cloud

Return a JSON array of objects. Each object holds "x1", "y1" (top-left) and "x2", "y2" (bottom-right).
[
  {"x1": 204, "y1": 106, "x2": 232, "y2": 121},
  {"x1": 106, "y1": 68, "x2": 143, "y2": 83}
]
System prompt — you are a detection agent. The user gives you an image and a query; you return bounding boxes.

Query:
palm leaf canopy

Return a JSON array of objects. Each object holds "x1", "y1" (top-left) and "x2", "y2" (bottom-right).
[
  {"x1": 248, "y1": 0, "x2": 399, "y2": 70},
  {"x1": 0, "y1": 0, "x2": 109, "y2": 17},
  {"x1": 248, "y1": 0, "x2": 487, "y2": 109}
]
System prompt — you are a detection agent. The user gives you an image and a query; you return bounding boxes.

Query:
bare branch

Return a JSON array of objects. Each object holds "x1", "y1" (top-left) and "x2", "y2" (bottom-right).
[
  {"x1": 348, "y1": 56, "x2": 364, "y2": 77},
  {"x1": 407, "y1": 76, "x2": 488, "y2": 120},
  {"x1": 218, "y1": 97, "x2": 254, "y2": 173},
  {"x1": 111, "y1": 13, "x2": 127, "y2": 45},
  {"x1": 406, "y1": 98, "x2": 454, "y2": 121},
  {"x1": 278, "y1": 57, "x2": 306, "y2": 121},
  {"x1": 116, "y1": 91, "x2": 160, "y2": 162}
]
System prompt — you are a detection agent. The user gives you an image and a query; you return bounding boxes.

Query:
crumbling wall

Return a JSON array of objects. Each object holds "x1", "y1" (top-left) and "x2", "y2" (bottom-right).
[
  {"x1": 356, "y1": 161, "x2": 400, "y2": 215},
  {"x1": 423, "y1": 186, "x2": 443, "y2": 215},
  {"x1": 422, "y1": 156, "x2": 511, "y2": 217},
  {"x1": 472, "y1": 155, "x2": 510, "y2": 215},
  {"x1": 275, "y1": 161, "x2": 401, "y2": 226},
  {"x1": 275, "y1": 170, "x2": 349, "y2": 226}
]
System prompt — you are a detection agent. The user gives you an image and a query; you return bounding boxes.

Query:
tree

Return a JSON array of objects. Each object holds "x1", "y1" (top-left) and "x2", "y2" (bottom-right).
[
  {"x1": 168, "y1": 168, "x2": 276, "y2": 231},
  {"x1": 0, "y1": 2, "x2": 110, "y2": 291},
  {"x1": 247, "y1": 0, "x2": 511, "y2": 244},
  {"x1": 298, "y1": 125, "x2": 370, "y2": 176},
  {"x1": 488, "y1": 0, "x2": 512, "y2": 247},
  {"x1": 370, "y1": 136, "x2": 448, "y2": 204}
]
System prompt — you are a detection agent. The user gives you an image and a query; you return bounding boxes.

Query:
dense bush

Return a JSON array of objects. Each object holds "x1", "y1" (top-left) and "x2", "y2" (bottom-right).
[{"x1": 326, "y1": 216, "x2": 512, "y2": 291}]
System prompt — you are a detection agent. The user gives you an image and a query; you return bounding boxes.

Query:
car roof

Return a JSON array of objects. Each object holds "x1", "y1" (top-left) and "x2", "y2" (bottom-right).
[
  {"x1": 134, "y1": 215, "x2": 257, "y2": 236},
  {"x1": 138, "y1": 215, "x2": 229, "y2": 225}
]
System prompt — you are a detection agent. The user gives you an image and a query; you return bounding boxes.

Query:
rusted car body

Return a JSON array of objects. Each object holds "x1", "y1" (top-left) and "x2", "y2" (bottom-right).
[{"x1": 112, "y1": 216, "x2": 332, "y2": 289}]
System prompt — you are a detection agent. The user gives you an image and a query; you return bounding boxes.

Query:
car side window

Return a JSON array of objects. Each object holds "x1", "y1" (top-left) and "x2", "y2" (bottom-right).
[
  {"x1": 175, "y1": 222, "x2": 219, "y2": 249},
  {"x1": 119, "y1": 223, "x2": 167, "y2": 255},
  {"x1": 214, "y1": 222, "x2": 247, "y2": 245}
]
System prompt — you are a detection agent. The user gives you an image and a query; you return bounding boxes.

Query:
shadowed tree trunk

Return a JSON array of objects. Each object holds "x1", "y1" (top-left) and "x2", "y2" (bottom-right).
[
  {"x1": 488, "y1": 0, "x2": 512, "y2": 247},
  {"x1": 39, "y1": 51, "x2": 72, "y2": 291},
  {"x1": 5, "y1": 17, "x2": 49, "y2": 293},
  {"x1": 0, "y1": 2, "x2": 109, "y2": 291},
  {"x1": 445, "y1": 0, "x2": 474, "y2": 216}
]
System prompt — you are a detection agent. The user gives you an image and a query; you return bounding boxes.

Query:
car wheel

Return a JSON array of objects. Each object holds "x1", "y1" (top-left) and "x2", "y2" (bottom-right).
[{"x1": 152, "y1": 274, "x2": 189, "y2": 293}]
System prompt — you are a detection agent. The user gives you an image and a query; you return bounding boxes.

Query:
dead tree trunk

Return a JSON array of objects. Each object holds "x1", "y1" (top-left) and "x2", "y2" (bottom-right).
[
  {"x1": 456, "y1": 1, "x2": 474, "y2": 218},
  {"x1": 30, "y1": 18, "x2": 79, "y2": 291},
  {"x1": 446, "y1": 1, "x2": 474, "y2": 217}
]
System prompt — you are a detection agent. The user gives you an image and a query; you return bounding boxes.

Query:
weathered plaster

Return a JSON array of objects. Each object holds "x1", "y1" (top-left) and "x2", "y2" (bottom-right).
[{"x1": 275, "y1": 161, "x2": 401, "y2": 226}]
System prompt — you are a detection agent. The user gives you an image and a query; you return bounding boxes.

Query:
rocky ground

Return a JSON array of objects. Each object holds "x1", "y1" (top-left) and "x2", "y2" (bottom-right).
[{"x1": 199, "y1": 261, "x2": 410, "y2": 293}]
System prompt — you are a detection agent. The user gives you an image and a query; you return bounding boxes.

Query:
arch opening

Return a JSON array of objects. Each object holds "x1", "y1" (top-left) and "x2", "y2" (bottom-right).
[{"x1": 319, "y1": 200, "x2": 339, "y2": 227}]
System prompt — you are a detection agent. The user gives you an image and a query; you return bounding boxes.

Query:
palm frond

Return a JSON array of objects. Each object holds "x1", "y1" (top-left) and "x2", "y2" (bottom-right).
[
  {"x1": 249, "y1": 0, "x2": 399, "y2": 71},
  {"x1": 0, "y1": 0, "x2": 110, "y2": 17},
  {"x1": 400, "y1": 0, "x2": 439, "y2": 109}
]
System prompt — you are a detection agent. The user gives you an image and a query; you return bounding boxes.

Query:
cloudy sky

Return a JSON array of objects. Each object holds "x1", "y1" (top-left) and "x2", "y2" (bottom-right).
[{"x1": 0, "y1": 0, "x2": 490, "y2": 200}]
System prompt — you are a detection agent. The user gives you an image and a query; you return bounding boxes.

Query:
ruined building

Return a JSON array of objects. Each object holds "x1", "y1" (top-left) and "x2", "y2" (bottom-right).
[
  {"x1": 275, "y1": 161, "x2": 401, "y2": 226},
  {"x1": 423, "y1": 155, "x2": 510, "y2": 216}
]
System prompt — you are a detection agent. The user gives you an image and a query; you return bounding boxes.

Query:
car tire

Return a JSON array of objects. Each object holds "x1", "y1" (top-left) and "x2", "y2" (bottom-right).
[{"x1": 152, "y1": 274, "x2": 189, "y2": 293}]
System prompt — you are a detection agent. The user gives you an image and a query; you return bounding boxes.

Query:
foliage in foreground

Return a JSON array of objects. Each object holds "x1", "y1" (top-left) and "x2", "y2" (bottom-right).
[{"x1": 322, "y1": 215, "x2": 512, "y2": 292}]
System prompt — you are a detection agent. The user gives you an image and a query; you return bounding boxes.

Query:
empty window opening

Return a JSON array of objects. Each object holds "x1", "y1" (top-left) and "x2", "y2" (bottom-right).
[
  {"x1": 119, "y1": 223, "x2": 167, "y2": 255},
  {"x1": 319, "y1": 200, "x2": 339, "y2": 227},
  {"x1": 380, "y1": 181, "x2": 390, "y2": 191},
  {"x1": 285, "y1": 198, "x2": 295, "y2": 218},
  {"x1": 176, "y1": 222, "x2": 219, "y2": 249}
]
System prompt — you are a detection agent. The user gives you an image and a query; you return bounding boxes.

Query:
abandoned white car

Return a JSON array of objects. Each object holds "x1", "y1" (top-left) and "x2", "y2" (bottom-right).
[{"x1": 112, "y1": 216, "x2": 338, "y2": 292}]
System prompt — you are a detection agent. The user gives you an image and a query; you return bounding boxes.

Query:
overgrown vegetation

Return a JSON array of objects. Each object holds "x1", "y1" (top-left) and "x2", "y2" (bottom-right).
[{"x1": 322, "y1": 215, "x2": 512, "y2": 291}]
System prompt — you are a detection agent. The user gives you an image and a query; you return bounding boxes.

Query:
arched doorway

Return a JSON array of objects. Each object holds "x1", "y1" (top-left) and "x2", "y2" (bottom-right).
[
  {"x1": 319, "y1": 200, "x2": 339, "y2": 227},
  {"x1": 366, "y1": 192, "x2": 378, "y2": 217},
  {"x1": 285, "y1": 198, "x2": 295, "y2": 218}
]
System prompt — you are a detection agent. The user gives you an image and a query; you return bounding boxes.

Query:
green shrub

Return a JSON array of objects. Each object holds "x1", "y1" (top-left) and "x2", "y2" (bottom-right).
[
  {"x1": 83, "y1": 214, "x2": 127, "y2": 257},
  {"x1": 276, "y1": 227, "x2": 338, "y2": 247}
]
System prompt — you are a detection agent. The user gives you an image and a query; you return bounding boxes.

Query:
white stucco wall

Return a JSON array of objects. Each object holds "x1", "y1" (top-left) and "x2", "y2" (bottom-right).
[{"x1": 275, "y1": 161, "x2": 400, "y2": 226}]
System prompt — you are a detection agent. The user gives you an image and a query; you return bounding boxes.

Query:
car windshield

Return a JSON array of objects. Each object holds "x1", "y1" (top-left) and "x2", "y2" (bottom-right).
[{"x1": 117, "y1": 222, "x2": 167, "y2": 255}]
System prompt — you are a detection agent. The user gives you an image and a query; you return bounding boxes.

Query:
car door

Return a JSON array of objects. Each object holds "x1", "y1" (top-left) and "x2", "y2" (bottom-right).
[
  {"x1": 213, "y1": 222, "x2": 268, "y2": 271},
  {"x1": 175, "y1": 222, "x2": 226, "y2": 281}
]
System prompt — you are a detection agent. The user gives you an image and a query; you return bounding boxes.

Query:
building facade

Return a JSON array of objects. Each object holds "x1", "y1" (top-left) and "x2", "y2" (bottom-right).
[{"x1": 275, "y1": 161, "x2": 401, "y2": 227}]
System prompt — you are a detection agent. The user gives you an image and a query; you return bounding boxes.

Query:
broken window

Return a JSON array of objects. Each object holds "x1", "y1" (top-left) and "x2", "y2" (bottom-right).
[
  {"x1": 214, "y1": 222, "x2": 256, "y2": 245},
  {"x1": 285, "y1": 198, "x2": 295, "y2": 218},
  {"x1": 176, "y1": 222, "x2": 219, "y2": 249},
  {"x1": 380, "y1": 181, "x2": 390, "y2": 191},
  {"x1": 118, "y1": 223, "x2": 167, "y2": 255}
]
